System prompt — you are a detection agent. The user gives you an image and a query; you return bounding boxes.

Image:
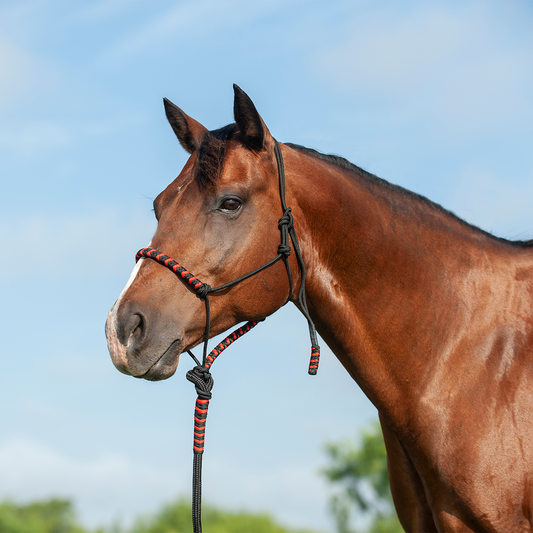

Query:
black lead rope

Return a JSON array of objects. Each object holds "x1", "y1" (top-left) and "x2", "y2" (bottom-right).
[{"x1": 135, "y1": 139, "x2": 320, "y2": 533}]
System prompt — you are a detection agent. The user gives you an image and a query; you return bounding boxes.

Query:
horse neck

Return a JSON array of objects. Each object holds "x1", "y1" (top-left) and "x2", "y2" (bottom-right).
[{"x1": 285, "y1": 147, "x2": 530, "y2": 426}]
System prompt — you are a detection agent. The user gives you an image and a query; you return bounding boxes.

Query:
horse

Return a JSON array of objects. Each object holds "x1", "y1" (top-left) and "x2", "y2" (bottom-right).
[{"x1": 106, "y1": 85, "x2": 533, "y2": 532}]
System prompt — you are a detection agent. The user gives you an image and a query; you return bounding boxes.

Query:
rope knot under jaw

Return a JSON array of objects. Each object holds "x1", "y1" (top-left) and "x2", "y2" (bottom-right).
[{"x1": 186, "y1": 365, "x2": 214, "y2": 400}]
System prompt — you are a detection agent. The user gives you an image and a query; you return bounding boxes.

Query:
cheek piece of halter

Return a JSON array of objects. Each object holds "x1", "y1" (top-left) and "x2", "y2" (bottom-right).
[{"x1": 135, "y1": 140, "x2": 320, "y2": 533}]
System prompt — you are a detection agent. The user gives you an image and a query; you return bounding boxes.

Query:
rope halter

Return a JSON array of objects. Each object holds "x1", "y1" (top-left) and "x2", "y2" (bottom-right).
[{"x1": 135, "y1": 140, "x2": 320, "y2": 533}]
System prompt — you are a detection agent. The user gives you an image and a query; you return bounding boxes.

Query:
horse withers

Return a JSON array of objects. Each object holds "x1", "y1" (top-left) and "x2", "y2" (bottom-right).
[{"x1": 106, "y1": 85, "x2": 533, "y2": 532}]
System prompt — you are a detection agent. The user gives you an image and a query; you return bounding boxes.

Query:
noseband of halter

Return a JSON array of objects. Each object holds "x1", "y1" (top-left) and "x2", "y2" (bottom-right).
[{"x1": 134, "y1": 139, "x2": 320, "y2": 533}]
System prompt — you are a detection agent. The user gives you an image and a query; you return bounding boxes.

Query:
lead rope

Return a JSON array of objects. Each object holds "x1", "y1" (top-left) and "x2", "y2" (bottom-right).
[
  {"x1": 135, "y1": 139, "x2": 320, "y2": 533},
  {"x1": 185, "y1": 319, "x2": 260, "y2": 531}
]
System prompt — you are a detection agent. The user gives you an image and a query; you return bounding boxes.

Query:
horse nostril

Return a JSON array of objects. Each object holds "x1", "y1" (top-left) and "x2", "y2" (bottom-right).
[
  {"x1": 117, "y1": 311, "x2": 147, "y2": 347},
  {"x1": 129, "y1": 313, "x2": 145, "y2": 343}
]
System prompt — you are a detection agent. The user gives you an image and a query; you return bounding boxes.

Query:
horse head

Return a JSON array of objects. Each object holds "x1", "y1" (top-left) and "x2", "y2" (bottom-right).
[{"x1": 105, "y1": 86, "x2": 299, "y2": 381}]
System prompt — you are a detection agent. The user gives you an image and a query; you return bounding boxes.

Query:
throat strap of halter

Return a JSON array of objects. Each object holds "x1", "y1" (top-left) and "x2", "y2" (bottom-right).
[{"x1": 134, "y1": 139, "x2": 320, "y2": 533}]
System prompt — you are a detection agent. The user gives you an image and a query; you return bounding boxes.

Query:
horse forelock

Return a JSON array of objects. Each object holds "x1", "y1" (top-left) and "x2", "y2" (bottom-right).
[{"x1": 195, "y1": 123, "x2": 238, "y2": 188}]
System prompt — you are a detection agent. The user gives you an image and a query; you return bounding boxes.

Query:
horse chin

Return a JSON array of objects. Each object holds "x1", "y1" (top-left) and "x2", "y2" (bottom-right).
[{"x1": 139, "y1": 339, "x2": 181, "y2": 381}]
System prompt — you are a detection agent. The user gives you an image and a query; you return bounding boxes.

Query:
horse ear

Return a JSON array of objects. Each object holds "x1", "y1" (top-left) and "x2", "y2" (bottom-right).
[
  {"x1": 163, "y1": 98, "x2": 208, "y2": 154},
  {"x1": 233, "y1": 84, "x2": 268, "y2": 151}
]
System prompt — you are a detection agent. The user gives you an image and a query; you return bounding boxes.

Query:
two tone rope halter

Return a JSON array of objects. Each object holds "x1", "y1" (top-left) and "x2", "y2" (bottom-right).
[{"x1": 135, "y1": 140, "x2": 320, "y2": 533}]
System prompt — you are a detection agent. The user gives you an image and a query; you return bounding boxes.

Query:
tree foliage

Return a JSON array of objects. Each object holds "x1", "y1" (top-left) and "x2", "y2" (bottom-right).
[
  {"x1": 1, "y1": 421, "x2": 406, "y2": 533},
  {"x1": 128, "y1": 498, "x2": 316, "y2": 533},
  {"x1": 0, "y1": 499, "x2": 85, "y2": 533},
  {"x1": 0, "y1": 497, "x2": 319, "y2": 533},
  {"x1": 322, "y1": 421, "x2": 404, "y2": 533}
]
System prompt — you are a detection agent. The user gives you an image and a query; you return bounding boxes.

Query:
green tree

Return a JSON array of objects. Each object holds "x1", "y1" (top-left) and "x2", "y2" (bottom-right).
[
  {"x1": 323, "y1": 421, "x2": 403, "y2": 533},
  {"x1": 128, "y1": 498, "x2": 319, "y2": 533},
  {"x1": 0, "y1": 497, "x2": 322, "y2": 533},
  {"x1": 0, "y1": 499, "x2": 85, "y2": 533}
]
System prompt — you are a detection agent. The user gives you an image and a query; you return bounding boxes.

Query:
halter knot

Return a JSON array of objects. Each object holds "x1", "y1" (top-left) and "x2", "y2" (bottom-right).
[
  {"x1": 277, "y1": 244, "x2": 291, "y2": 256},
  {"x1": 186, "y1": 365, "x2": 214, "y2": 400},
  {"x1": 278, "y1": 208, "x2": 294, "y2": 231},
  {"x1": 195, "y1": 283, "x2": 211, "y2": 300}
]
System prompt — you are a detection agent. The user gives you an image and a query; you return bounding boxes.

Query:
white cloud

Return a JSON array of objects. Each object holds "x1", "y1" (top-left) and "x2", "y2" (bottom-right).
[
  {"x1": 207, "y1": 456, "x2": 332, "y2": 530},
  {"x1": 67, "y1": 0, "x2": 147, "y2": 24},
  {"x1": 0, "y1": 438, "x2": 186, "y2": 528},
  {"x1": 0, "y1": 38, "x2": 32, "y2": 110},
  {"x1": 0, "y1": 122, "x2": 71, "y2": 154},
  {"x1": 316, "y1": 3, "x2": 533, "y2": 131},
  {"x1": 0, "y1": 435, "x2": 335, "y2": 531},
  {"x1": 0, "y1": 4, "x2": 64, "y2": 113},
  {"x1": 98, "y1": 0, "x2": 293, "y2": 66},
  {"x1": 0, "y1": 114, "x2": 144, "y2": 155},
  {"x1": 0, "y1": 206, "x2": 155, "y2": 282}
]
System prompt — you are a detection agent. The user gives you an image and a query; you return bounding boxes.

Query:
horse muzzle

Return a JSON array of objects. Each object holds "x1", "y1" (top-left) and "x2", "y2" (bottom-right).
[{"x1": 105, "y1": 308, "x2": 182, "y2": 381}]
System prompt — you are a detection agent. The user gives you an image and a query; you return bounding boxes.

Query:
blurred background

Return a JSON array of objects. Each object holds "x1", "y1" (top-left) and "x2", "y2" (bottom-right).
[{"x1": 1, "y1": 1, "x2": 532, "y2": 532}]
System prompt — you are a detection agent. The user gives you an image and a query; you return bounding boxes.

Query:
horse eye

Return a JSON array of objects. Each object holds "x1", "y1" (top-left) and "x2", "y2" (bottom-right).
[{"x1": 220, "y1": 198, "x2": 241, "y2": 212}]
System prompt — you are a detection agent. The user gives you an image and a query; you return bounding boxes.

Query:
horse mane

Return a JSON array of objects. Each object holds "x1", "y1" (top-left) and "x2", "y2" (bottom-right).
[
  {"x1": 195, "y1": 128, "x2": 532, "y2": 248},
  {"x1": 285, "y1": 142, "x2": 533, "y2": 249}
]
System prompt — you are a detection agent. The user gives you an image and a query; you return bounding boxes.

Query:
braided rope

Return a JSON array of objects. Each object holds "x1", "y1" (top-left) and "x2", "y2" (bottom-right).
[
  {"x1": 185, "y1": 319, "x2": 261, "y2": 456},
  {"x1": 205, "y1": 320, "x2": 261, "y2": 369},
  {"x1": 136, "y1": 248, "x2": 211, "y2": 297},
  {"x1": 184, "y1": 319, "x2": 261, "y2": 533}
]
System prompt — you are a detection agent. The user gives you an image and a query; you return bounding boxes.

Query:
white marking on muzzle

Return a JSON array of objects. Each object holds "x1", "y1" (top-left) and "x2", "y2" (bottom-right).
[{"x1": 111, "y1": 256, "x2": 145, "y2": 332}]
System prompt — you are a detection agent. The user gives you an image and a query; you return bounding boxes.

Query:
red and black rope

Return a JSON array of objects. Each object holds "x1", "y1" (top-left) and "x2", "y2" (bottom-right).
[
  {"x1": 136, "y1": 248, "x2": 210, "y2": 297},
  {"x1": 205, "y1": 320, "x2": 260, "y2": 369},
  {"x1": 193, "y1": 398, "x2": 209, "y2": 452},
  {"x1": 186, "y1": 319, "x2": 261, "y2": 455},
  {"x1": 308, "y1": 345, "x2": 320, "y2": 375},
  {"x1": 184, "y1": 320, "x2": 261, "y2": 533}
]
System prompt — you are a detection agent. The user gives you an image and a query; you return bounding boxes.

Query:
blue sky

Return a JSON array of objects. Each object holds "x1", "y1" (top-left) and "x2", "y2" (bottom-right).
[{"x1": 1, "y1": 1, "x2": 533, "y2": 531}]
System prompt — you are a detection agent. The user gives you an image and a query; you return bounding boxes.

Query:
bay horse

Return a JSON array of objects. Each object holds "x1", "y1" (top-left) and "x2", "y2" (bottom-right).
[{"x1": 106, "y1": 85, "x2": 533, "y2": 532}]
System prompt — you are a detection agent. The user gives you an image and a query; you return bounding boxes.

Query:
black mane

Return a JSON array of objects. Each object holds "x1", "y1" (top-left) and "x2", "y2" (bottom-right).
[{"x1": 286, "y1": 143, "x2": 533, "y2": 249}]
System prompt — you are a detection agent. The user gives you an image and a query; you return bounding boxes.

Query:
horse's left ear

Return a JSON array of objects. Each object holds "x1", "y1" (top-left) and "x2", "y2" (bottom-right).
[{"x1": 233, "y1": 84, "x2": 271, "y2": 152}]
